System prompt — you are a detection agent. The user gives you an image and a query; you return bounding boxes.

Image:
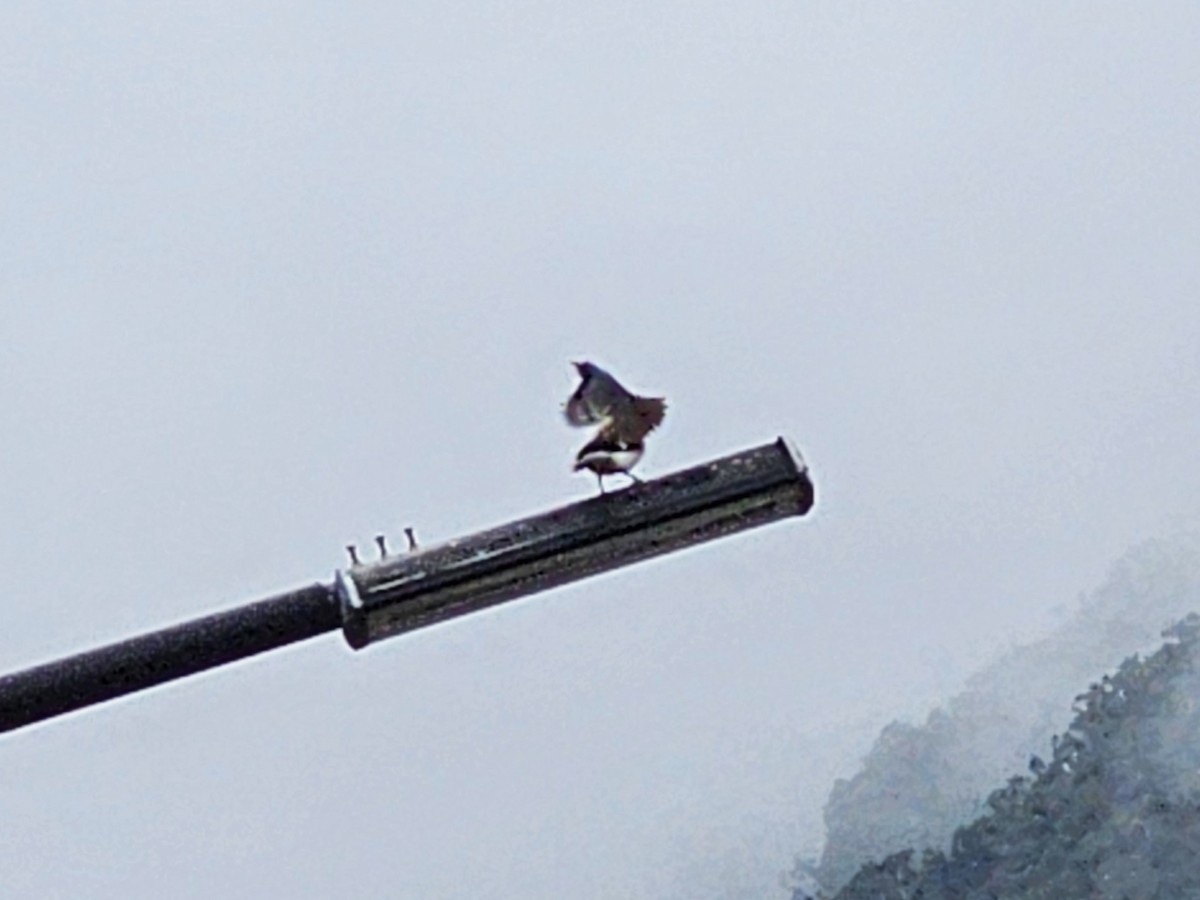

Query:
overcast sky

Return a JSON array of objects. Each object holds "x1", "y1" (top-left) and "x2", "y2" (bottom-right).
[{"x1": 2, "y1": 3, "x2": 1198, "y2": 898}]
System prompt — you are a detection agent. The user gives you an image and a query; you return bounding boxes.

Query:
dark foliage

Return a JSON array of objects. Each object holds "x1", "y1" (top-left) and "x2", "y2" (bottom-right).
[
  {"x1": 812, "y1": 535, "x2": 1200, "y2": 893},
  {"x1": 827, "y1": 614, "x2": 1200, "y2": 899}
]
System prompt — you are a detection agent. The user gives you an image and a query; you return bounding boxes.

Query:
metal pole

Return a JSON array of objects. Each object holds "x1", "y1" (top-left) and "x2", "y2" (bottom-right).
[
  {"x1": 340, "y1": 437, "x2": 814, "y2": 647},
  {"x1": 0, "y1": 584, "x2": 339, "y2": 733},
  {"x1": 0, "y1": 438, "x2": 815, "y2": 735}
]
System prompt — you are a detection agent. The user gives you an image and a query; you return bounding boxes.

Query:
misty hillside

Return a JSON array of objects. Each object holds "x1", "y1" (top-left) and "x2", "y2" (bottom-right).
[
  {"x1": 805, "y1": 532, "x2": 1200, "y2": 895},
  {"x1": 820, "y1": 611, "x2": 1200, "y2": 898}
]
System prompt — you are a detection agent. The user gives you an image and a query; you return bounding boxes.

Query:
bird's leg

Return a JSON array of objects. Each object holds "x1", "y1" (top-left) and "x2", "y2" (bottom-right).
[
  {"x1": 596, "y1": 473, "x2": 607, "y2": 494},
  {"x1": 626, "y1": 472, "x2": 644, "y2": 485}
]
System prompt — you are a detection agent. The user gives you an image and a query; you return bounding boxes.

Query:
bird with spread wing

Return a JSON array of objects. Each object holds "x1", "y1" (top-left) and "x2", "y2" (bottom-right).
[{"x1": 563, "y1": 362, "x2": 666, "y2": 493}]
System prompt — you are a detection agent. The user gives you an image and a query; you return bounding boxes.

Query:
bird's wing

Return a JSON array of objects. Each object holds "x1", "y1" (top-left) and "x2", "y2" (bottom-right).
[
  {"x1": 633, "y1": 396, "x2": 666, "y2": 433},
  {"x1": 606, "y1": 396, "x2": 666, "y2": 443},
  {"x1": 564, "y1": 388, "x2": 605, "y2": 426},
  {"x1": 563, "y1": 368, "x2": 636, "y2": 427}
]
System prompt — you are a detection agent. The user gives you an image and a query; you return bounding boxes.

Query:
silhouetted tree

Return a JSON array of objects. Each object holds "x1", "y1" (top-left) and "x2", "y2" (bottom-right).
[{"x1": 828, "y1": 614, "x2": 1200, "y2": 899}]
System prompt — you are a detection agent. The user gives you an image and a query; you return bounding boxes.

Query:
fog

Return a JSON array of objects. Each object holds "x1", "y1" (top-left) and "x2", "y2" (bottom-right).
[{"x1": 1, "y1": 3, "x2": 1198, "y2": 898}]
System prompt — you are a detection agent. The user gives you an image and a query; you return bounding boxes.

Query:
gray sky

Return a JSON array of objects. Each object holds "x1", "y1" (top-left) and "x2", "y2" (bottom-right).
[{"x1": 2, "y1": 3, "x2": 1198, "y2": 898}]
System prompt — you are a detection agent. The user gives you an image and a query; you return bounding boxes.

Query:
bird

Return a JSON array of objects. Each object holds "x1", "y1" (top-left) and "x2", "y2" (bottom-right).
[
  {"x1": 563, "y1": 361, "x2": 666, "y2": 444},
  {"x1": 564, "y1": 361, "x2": 666, "y2": 492},
  {"x1": 572, "y1": 427, "x2": 645, "y2": 493}
]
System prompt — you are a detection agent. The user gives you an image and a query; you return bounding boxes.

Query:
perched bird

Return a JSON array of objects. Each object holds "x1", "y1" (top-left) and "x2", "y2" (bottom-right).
[
  {"x1": 564, "y1": 361, "x2": 665, "y2": 492},
  {"x1": 573, "y1": 427, "x2": 644, "y2": 493},
  {"x1": 563, "y1": 361, "x2": 666, "y2": 443}
]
